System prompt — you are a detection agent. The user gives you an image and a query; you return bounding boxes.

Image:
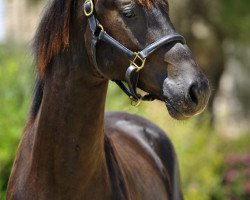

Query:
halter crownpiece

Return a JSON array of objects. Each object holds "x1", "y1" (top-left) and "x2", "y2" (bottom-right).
[{"x1": 83, "y1": 0, "x2": 186, "y2": 106}]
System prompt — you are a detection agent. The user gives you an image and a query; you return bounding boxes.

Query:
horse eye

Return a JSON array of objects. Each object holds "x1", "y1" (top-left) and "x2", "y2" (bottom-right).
[{"x1": 122, "y1": 9, "x2": 135, "y2": 18}]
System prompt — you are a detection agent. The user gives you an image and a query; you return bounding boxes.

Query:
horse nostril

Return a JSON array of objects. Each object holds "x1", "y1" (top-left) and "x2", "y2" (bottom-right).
[{"x1": 188, "y1": 83, "x2": 199, "y2": 106}]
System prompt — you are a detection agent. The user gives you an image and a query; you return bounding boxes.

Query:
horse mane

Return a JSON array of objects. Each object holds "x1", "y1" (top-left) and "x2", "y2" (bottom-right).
[
  {"x1": 30, "y1": 78, "x2": 44, "y2": 121},
  {"x1": 138, "y1": 0, "x2": 168, "y2": 9},
  {"x1": 33, "y1": 0, "x2": 76, "y2": 77}
]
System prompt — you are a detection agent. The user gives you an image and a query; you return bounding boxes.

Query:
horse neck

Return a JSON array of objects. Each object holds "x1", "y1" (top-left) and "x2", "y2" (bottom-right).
[{"x1": 28, "y1": 43, "x2": 110, "y2": 197}]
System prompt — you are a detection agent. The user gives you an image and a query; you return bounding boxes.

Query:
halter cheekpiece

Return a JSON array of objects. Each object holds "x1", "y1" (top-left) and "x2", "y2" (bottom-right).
[{"x1": 83, "y1": 0, "x2": 186, "y2": 106}]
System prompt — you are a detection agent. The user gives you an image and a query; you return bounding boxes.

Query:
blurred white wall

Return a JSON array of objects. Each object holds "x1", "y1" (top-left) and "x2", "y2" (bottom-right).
[
  {"x1": 4, "y1": 0, "x2": 44, "y2": 42},
  {"x1": 0, "y1": 0, "x2": 4, "y2": 41}
]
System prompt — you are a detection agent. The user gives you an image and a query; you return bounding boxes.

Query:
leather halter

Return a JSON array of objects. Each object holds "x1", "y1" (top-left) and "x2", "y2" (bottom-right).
[{"x1": 84, "y1": 0, "x2": 186, "y2": 105}]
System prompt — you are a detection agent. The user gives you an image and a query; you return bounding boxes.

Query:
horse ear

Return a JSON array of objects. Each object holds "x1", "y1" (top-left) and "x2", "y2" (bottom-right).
[{"x1": 34, "y1": 0, "x2": 73, "y2": 77}]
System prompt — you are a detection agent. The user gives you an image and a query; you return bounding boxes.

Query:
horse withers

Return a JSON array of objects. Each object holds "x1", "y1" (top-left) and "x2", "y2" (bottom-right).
[{"x1": 7, "y1": 0, "x2": 210, "y2": 199}]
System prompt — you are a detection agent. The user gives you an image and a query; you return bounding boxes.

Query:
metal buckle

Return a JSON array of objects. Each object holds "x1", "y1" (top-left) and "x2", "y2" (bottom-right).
[
  {"x1": 84, "y1": 0, "x2": 94, "y2": 16},
  {"x1": 96, "y1": 23, "x2": 105, "y2": 35},
  {"x1": 130, "y1": 96, "x2": 141, "y2": 107},
  {"x1": 130, "y1": 53, "x2": 146, "y2": 72},
  {"x1": 94, "y1": 24, "x2": 105, "y2": 37},
  {"x1": 97, "y1": 24, "x2": 104, "y2": 32}
]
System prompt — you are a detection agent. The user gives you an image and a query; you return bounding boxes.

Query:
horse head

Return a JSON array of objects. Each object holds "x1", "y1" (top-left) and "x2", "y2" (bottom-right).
[
  {"x1": 82, "y1": 0, "x2": 210, "y2": 119},
  {"x1": 36, "y1": 0, "x2": 210, "y2": 120}
]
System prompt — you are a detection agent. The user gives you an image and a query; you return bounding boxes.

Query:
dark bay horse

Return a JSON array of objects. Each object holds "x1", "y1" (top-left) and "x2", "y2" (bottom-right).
[{"x1": 7, "y1": 0, "x2": 210, "y2": 199}]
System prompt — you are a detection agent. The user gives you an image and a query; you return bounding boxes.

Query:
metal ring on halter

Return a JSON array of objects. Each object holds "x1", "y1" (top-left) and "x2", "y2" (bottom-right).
[
  {"x1": 84, "y1": 0, "x2": 94, "y2": 16},
  {"x1": 130, "y1": 97, "x2": 141, "y2": 107},
  {"x1": 97, "y1": 24, "x2": 104, "y2": 32}
]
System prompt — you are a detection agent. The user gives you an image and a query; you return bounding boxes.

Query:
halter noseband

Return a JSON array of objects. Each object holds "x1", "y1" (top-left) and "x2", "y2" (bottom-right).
[{"x1": 84, "y1": 0, "x2": 186, "y2": 106}]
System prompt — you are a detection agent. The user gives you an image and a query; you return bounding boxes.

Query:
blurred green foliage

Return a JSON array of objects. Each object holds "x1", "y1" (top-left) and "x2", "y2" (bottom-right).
[
  {"x1": 0, "y1": 43, "x2": 34, "y2": 198},
  {"x1": 0, "y1": 43, "x2": 250, "y2": 200},
  {"x1": 220, "y1": 0, "x2": 250, "y2": 43}
]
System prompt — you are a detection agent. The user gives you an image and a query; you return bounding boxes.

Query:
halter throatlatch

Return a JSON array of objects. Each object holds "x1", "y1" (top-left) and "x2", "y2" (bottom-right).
[{"x1": 83, "y1": 0, "x2": 186, "y2": 106}]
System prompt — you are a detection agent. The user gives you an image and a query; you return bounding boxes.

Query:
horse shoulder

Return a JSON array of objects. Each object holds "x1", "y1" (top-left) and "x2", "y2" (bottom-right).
[{"x1": 104, "y1": 112, "x2": 183, "y2": 200}]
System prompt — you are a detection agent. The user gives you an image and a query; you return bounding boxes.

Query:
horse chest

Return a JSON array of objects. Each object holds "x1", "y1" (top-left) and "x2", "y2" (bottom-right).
[{"x1": 106, "y1": 131, "x2": 170, "y2": 200}]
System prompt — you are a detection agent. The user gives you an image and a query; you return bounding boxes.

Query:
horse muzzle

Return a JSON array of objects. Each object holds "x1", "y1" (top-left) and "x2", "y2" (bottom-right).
[{"x1": 162, "y1": 73, "x2": 210, "y2": 120}]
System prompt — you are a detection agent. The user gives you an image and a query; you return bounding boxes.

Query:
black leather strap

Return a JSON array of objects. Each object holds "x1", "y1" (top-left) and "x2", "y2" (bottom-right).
[
  {"x1": 139, "y1": 34, "x2": 186, "y2": 59},
  {"x1": 114, "y1": 80, "x2": 134, "y2": 98},
  {"x1": 99, "y1": 32, "x2": 135, "y2": 59},
  {"x1": 84, "y1": 0, "x2": 185, "y2": 103},
  {"x1": 85, "y1": 2, "x2": 135, "y2": 59},
  {"x1": 91, "y1": 36, "x2": 111, "y2": 79},
  {"x1": 125, "y1": 65, "x2": 141, "y2": 101}
]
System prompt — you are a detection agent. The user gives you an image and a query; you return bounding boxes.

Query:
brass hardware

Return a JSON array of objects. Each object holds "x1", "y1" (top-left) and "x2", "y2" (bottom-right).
[
  {"x1": 130, "y1": 53, "x2": 146, "y2": 72},
  {"x1": 84, "y1": 0, "x2": 94, "y2": 17},
  {"x1": 97, "y1": 24, "x2": 104, "y2": 32},
  {"x1": 130, "y1": 96, "x2": 141, "y2": 107}
]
